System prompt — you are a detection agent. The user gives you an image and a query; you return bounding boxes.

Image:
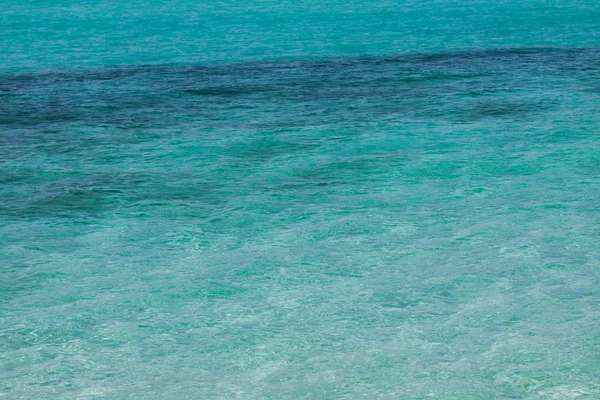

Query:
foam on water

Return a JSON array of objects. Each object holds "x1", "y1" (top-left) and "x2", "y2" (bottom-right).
[{"x1": 2, "y1": 3, "x2": 600, "y2": 398}]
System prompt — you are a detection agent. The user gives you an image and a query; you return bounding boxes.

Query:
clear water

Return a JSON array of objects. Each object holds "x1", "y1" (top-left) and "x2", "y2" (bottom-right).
[{"x1": 1, "y1": 1, "x2": 600, "y2": 399}]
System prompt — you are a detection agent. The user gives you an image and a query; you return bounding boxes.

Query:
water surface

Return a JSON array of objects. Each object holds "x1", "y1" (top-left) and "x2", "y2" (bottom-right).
[{"x1": 2, "y1": 2, "x2": 600, "y2": 399}]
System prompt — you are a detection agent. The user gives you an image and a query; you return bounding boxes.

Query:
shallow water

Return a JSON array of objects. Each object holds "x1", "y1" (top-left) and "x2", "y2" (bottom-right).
[{"x1": 2, "y1": 2, "x2": 600, "y2": 399}]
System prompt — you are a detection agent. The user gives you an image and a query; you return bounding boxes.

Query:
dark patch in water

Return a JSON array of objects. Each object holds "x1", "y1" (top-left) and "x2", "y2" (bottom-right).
[{"x1": 0, "y1": 47, "x2": 598, "y2": 131}]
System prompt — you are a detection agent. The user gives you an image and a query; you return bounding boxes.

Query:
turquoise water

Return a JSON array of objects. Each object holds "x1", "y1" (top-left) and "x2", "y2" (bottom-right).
[{"x1": 2, "y1": 1, "x2": 600, "y2": 399}]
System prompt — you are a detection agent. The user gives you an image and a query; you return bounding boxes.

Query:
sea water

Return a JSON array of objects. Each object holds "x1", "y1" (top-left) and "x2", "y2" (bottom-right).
[{"x1": 1, "y1": 1, "x2": 600, "y2": 398}]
